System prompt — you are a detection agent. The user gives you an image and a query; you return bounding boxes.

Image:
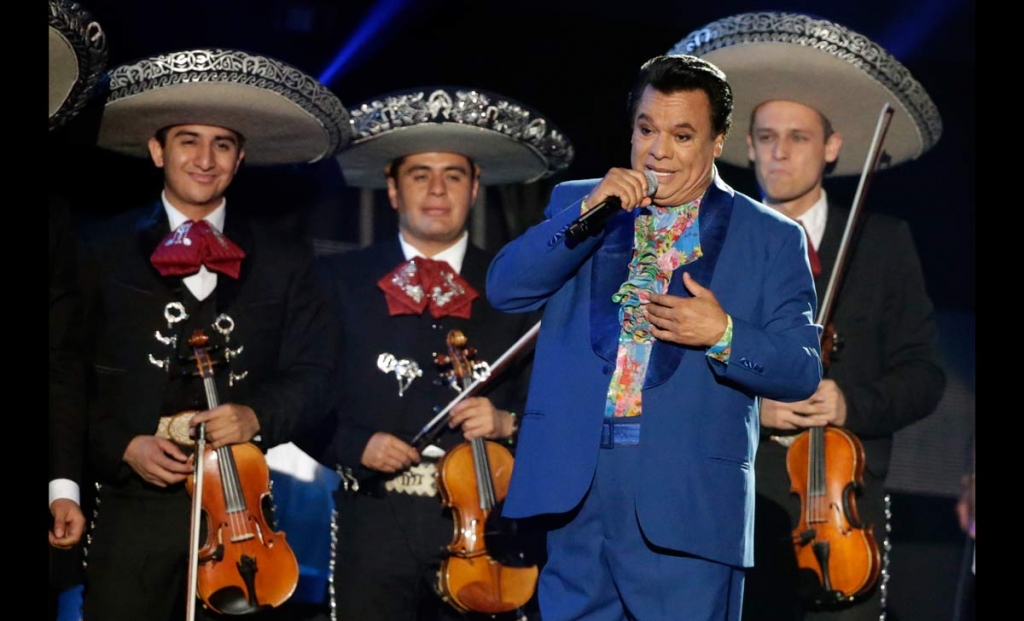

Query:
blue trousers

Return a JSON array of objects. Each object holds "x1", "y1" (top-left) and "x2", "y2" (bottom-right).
[{"x1": 539, "y1": 443, "x2": 745, "y2": 621}]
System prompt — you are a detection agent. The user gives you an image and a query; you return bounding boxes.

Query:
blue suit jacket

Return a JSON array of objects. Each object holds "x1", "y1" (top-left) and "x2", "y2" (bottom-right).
[{"x1": 486, "y1": 173, "x2": 821, "y2": 568}]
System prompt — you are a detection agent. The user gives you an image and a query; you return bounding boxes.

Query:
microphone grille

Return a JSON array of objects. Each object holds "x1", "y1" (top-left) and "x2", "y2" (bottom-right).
[{"x1": 642, "y1": 170, "x2": 659, "y2": 197}]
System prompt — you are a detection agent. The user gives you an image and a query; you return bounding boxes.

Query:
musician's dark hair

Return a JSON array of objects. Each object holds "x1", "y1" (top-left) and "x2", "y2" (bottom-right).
[
  {"x1": 627, "y1": 54, "x2": 733, "y2": 139},
  {"x1": 386, "y1": 153, "x2": 479, "y2": 181},
  {"x1": 153, "y1": 124, "x2": 247, "y2": 151}
]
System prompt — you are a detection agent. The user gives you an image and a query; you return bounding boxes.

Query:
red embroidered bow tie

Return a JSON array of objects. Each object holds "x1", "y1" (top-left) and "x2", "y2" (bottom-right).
[
  {"x1": 150, "y1": 219, "x2": 246, "y2": 279},
  {"x1": 378, "y1": 257, "x2": 478, "y2": 319}
]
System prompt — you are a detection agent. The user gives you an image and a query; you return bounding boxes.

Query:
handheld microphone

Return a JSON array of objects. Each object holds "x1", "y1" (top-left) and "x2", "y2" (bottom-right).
[{"x1": 559, "y1": 170, "x2": 659, "y2": 245}]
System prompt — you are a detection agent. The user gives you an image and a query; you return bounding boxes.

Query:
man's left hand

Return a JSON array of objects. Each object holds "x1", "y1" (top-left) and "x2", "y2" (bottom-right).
[
  {"x1": 189, "y1": 404, "x2": 261, "y2": 449},
  {"x1": 645, "y1": 272, "x2": 728, "y2": 347},
  {"x1": 50, "y1": 498, "x2": 85, "y2": 549}
]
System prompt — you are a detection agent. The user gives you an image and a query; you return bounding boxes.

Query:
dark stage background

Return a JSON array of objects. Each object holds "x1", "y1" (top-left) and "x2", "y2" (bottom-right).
[{"x1": 48, "y1": 1, "x2": 977, "y2": 619}]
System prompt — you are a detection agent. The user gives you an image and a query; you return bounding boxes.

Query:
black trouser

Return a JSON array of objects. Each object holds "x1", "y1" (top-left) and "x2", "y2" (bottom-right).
[
  {"x1": 332, "y1": 488, "x2": 541, "y2": 621},
  {"x1": 82, "y1": 482, "x2": 282, "y2": 621}
]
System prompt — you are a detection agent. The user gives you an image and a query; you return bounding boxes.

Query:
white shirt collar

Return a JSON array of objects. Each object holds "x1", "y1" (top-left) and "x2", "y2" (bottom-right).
[
  {"x1": 397, "y1": 231, "x2": 469, "y2": 274},
  {"x1": 796, "y1": 189, "x2": 828, "y2": 251},
  {"x1": 162, "y1": 191, "x2": 227, "y2": 232}
]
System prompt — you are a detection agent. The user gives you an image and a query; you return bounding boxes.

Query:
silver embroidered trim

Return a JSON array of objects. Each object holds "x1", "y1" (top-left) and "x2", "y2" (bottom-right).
[
  {"x1": 670, "y1": 12, "x2": 942, "y2": 153},
  {"x1": 349, "y1": 88, "x2": 574, "y2": 178},
  {"x1": 107, "y1": 49, "x2": 352, "y2": 156},
  {"x1": 430, "y1": 272, "x2": 465, "y2": 308},
  {"x1": 154, "y1": 330, "x2": 177, "y2": 347},
  {"x1": 377, "y1": 353, "x2": 423, "y2": 397},
  {"x1": 164, "y1": 301, "x2": 188, "y2": 326},
  {"x1": 389, "y1": 260, "x2": 466, "y2": 309},
  {"x1": 329, "y1": 507, "x2": 339, "y2": 621},
  {"x1": 878, "y1": 492, "x2": 892, "y2": 620},
  {"x1": 213, "y1": 313, "x2": 235, "y2": 338},
  {"x1": 49, "y1": 0, "x2": 108, "y2": 131},
  {"x1": 390, "y1": 262, "x2": 424, "y2": 303}
]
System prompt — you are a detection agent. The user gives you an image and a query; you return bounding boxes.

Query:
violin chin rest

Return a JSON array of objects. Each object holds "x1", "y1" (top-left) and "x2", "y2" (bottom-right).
[{"x1": 208, "y1": 586, "x2": 273, "y2": 616}]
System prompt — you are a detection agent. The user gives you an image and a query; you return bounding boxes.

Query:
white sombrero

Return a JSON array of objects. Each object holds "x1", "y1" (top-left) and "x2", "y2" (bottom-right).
[
  {"x1": 49, "y1": 0, "x2": 107, "y2": 131},
  {"x1": 96, "y1": 49, "x2": 352, "y2": 165},
  {"x1": 670, "y1": 12, "x2": 943, "y2": 176},
  {"x1": 336, "y1": 87, "x2": 574, "y2": 188}
]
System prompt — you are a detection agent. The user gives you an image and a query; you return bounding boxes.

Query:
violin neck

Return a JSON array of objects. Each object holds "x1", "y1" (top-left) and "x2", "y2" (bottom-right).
[
  {"x1": 202, "y1": 376, "x2": 221, "y2": 410},
  {"x1": 469, "y1": 437, "x2": 497, "y2": 511},
  {"x1": 806, "y1": 427, "x2": 827, "y2": 524}
]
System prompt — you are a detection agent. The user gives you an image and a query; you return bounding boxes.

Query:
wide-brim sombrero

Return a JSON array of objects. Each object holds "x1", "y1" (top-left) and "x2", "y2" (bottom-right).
[
  {"x1": 96, "y1": 49, "x2": 352, "y2": 166},
  {"x1": 336, "y1": 87, "x2": 574, "y2": 188},
  {"x1": 670, "y1": 12, "x2": 943, "y2": 176},
  {"x1": 49, "y1": 0, "x2": 107, "y2": 132}
]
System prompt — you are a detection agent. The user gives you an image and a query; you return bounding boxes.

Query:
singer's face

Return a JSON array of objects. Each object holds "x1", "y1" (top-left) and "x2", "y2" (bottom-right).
[
  {"x1": 631, "y1": 86, "x2": 724, "y2": 206},
  {"x1": 746, "y1": 100, "x2": 842, "y2": 219},
  {"x1": 386, "y1": 151, "x2": 480, "y2": 255},
  {"x1": 148, "y1": 124, "x2": 244, "y2": 218}
]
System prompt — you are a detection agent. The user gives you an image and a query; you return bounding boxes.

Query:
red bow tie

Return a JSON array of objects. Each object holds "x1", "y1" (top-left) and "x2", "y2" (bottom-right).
[
  {"x1": 378, "y1": 257, "x2": 478, "y2": 319},
  {"x1": 150, "y1": 219, "x2": 246, "y2": 279},
  {"x1": 799, "y1": 223, "x2": 821, "y2": 277}
]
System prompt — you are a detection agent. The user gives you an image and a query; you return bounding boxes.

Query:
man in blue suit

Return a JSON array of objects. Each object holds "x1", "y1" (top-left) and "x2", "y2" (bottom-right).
[{"x1": 486, "y1": 54, "x2": 822, "y2": 621}]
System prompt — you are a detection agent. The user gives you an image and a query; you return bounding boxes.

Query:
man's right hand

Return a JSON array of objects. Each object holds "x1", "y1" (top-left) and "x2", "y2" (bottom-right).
[
  {"x1": 584, "y1": 167, "x2": 656, "y2": 214},
  {"x1": 123, "y1": 435, "x2": 193, "y2": 487},
  {"x1": 361, "y1": 432, "x2": 421, "y2": 473}
]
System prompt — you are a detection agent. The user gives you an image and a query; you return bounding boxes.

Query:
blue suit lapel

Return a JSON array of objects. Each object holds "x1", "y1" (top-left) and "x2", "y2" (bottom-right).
[
  {"x1": 590, "y1": 209, "x2": 636, "y2": 363},
  {"x1": 585, "y1": 175, "x2": 736, "y2": 385}
]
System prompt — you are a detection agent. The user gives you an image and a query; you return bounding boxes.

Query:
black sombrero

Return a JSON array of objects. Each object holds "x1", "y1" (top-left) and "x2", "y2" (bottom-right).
[
  {"x1": 336, "y1": 87, "x2": 574, "y2": 188},
  {"x1": 49, "y1": 0, "x2": 107, "y2": 132},
  {"x1": 96, "y1": 49, "x2": 352, "y2": 165},
  {"x1": 670, "y1": 12, "x2": 943, "y2": 176}
]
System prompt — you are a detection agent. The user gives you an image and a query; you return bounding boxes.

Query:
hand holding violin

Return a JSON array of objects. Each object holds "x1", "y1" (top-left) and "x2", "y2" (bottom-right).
[
  {"x1": 188, "y1": 403, "x2": 260, "y2": 449},
  {"x1": 123, "y1": 435, "x2": 193, "y2": 487},
  {"x1": 760, "y1": 379, "x2": 848, "y2": 430},
  {"x1": 447, "y1": 397, "x2": 515, "y2": 442}
]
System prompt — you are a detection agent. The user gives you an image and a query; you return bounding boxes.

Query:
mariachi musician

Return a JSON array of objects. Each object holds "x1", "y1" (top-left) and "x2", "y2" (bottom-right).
[
  {"x1": 77, "y1": 48, "x2": 350, "y2": 621},
  {"x1": 49, "y1": 0, "x2": 108, "y2": 552},
  {"x1": 311, "y1": 86, "x2": 572, "y2": 621},
  {"x1": 675, "y1": 12, "x2": 947, "y2": 621}
]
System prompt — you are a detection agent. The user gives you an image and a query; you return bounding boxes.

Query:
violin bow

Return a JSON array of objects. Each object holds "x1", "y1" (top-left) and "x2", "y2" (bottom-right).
[{"x1": 410, "y1": 321, "x2": 541, "y2": 449}]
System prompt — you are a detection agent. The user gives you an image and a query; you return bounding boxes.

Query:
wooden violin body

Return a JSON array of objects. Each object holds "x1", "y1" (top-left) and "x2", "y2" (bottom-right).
[
  {"x1": 432, "y1": 328, "x2": 538, "y2": 615},
  {"x1": 184, "y1": 328, "x2": 298, "y2": 617},
  {"x1": 787, "y1": 426, "x2": 880, "y2": 604},
  {"x1": 186, "y1": 442, "x2": 299, "y2": 615},
  {"x1": 436, "y1": 440, "x2": 538, "y2": 615}
]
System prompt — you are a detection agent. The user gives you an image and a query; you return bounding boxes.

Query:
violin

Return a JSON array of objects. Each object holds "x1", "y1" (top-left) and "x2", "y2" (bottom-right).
[
  {"x1": 184, "y1": 328, "x2": 299, "y2": 618},
  {"x1": 785, "y1": 105, "x2": 893, "y2": 605},
  {"x1": 434, "y1": 329, "x2": 538, "y2": 615}
]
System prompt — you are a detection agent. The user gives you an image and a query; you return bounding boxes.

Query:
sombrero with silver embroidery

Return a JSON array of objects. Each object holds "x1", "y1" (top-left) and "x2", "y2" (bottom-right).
[
  {"x1": 670, "y1": 12, "x2": 943, "y2": 176},
  {"x1": 96, "y1": 49, "x2": 352, "y2": 165},
  {"x1": 336, "y1": 87, "x2": 574, "y2": 188},
  {"x1": 49, "y1": 0, "x2": 107, "y2": 131}
]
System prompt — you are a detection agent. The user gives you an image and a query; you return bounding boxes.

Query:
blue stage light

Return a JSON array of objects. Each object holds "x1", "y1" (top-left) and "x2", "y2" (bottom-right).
[{"x1": 319, "y1": 0, "x2": 410, "y2": 86}]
